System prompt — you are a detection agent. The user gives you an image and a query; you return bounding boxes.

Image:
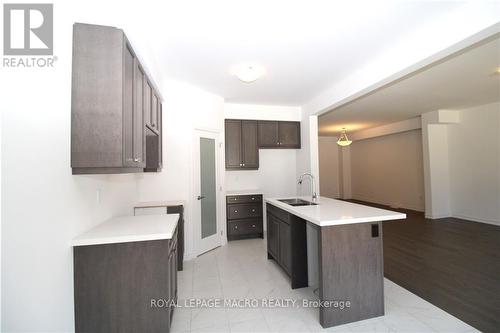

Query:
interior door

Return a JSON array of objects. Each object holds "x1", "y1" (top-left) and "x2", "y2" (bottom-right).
[{"x1": 194, "y1": 130, "x2": 222, "y2": 255}]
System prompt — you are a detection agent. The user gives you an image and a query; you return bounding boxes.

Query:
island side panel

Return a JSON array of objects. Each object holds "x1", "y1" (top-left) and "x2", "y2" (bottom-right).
[
  {"x1": 74, "y1": 239, "x2": 170, "y2": 333},
  {"x1": 318, "y1": 222, "x2": 384, "y2": 328}
]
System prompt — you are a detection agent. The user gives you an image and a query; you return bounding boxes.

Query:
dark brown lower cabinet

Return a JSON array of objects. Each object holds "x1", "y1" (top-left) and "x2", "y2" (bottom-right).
[
  {"x1": 267, "y1": 203, "x2": 385, "y2": 328},
  {"x1": 167, "y1": 205, "x2": 184, "y2": 271},
  {"x1": 279, "y1": 219, "x2": 292, "y2": 275},
  {"x1": 227, "y1": 194, "x2": 264, "y2": 240},
  {"x1": 267, "y1": 214, "x2": 280, "y2": 258},
  {"x1": 74, "y1": 233, "x2": 178, "y2": 333},
  {"x1": 266, "y1": 203, "x2": 308, "y2": 289},
  {"x1": 168, "y1": 231, "x2": 178, "y2": 322}
]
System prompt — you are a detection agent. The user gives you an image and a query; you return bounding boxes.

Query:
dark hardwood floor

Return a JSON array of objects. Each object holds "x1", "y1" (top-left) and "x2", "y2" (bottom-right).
[{"x1": 348, "y1": 200, "x2": 500, "y2": 333}]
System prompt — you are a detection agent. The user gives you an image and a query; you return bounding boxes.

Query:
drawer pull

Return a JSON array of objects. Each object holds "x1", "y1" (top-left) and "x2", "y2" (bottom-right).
[
  {"x1": 252, "y1": 225, "x2": 256, "y2": 227},
  {"x1": 234, "y1": 210, "x2": 238, "y2": 213},
  {"x1": 252, "y1": 197, "x2": 255, "y2": 200},
  {"x1": 252, "y1": 209, "x2": 255, "y2": 212},
  {"x1": 235, "y1": 226, "x2": 238, "y2": 229}
]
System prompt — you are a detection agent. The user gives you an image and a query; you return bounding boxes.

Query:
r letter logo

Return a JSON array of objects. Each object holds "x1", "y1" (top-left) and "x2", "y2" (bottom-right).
[{"x1": 3, "y1": 3, "x2": 53, "y2": 55}]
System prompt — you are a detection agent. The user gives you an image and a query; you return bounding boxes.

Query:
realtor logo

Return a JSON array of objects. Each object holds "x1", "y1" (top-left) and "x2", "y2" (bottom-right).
[{"x1": 3, "y1": 3, "x2": 53, "y2": 55}]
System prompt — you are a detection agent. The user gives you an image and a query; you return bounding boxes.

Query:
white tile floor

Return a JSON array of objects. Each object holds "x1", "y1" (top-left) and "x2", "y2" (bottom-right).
[{"x1": 172, "y1": 238, "x2": 479, "y2": 333}]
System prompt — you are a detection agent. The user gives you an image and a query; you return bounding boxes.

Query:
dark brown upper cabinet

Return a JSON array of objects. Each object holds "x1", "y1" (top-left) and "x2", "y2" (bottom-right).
[
  {"x1": 257, "y1": 121, "x2": 279, "y2": 148},
  {"x1": 150, "y1": 91, "x2": 159, "y2": 131},
  {"x1": 71, "y1": 23, "x2": 162, "y2": 174},
  {"x1": 258, "y1": 121, "x2": 301, "y2": 148},
  {"x1": 225, "y1": 119, "x2": 259, "y2": 170}
]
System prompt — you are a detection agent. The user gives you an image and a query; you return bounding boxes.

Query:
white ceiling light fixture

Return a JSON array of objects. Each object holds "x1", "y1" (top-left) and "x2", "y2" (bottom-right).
[
  {"x1": 231, "y1": 63, "x2": 266, "y2": 83},
  {"x1": 337, "y1": 128, "x2": 352, "y2": 146}
]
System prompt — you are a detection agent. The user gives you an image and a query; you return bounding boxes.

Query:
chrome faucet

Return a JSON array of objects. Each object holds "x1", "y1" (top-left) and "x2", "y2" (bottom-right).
[{"x1": 298, "y1": 172, "x2": 317, "y2": 202}]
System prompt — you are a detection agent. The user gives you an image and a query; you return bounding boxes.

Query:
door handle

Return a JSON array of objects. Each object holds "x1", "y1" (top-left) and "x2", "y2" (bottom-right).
[{"x1": 197, "y1": 195, "x2": 205, "y2": 200}]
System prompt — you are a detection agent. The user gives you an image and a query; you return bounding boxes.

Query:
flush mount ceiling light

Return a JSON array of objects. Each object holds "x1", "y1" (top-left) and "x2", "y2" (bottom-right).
[
  {"x1": 337, "y1": 128, "x2": 352, "y2": 147},
  {"x1": 231, "y1": 63, "x2": 266, "y2": 83}
]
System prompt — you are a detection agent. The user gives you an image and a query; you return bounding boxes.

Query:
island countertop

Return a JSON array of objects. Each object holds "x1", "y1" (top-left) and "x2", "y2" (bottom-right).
[
  {"x1": 72, "y1": 214, "x2": 179, "y2": 246},
  {"x1": 265, "y1": 196, "x2": 406, "y2": 226}
]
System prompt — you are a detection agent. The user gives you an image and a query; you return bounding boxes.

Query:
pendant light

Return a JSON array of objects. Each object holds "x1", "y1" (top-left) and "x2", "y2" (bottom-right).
[{"x1": 337, "y1": 128, "x2": 352, "y2": 146}]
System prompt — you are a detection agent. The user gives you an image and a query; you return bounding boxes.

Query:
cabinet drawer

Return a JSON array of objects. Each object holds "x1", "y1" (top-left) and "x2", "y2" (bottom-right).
[
  {"x1": 227, "y1": 203, "x2": 262, "y2": 220},
  {"x1": 226, "y1": 194, "x2": 262, "y2": 204},
  {"x1": 228, "y1": 219, "x2": 263, "y2": 236},
  {"x1": 266, "y1": 203, "x2": 290, "y2": 223}
]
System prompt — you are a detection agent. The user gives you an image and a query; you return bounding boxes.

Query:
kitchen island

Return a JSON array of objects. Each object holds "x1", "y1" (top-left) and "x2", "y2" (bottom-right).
[
  {"x1": 72, "y1": 214, "x2": 180, "y2": 333},
  {"x1": 265, "y1": 196, "x2": 406, "y2": 328}
]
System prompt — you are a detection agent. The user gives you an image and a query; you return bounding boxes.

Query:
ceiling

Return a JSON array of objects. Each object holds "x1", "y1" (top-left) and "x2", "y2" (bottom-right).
[
  {"x1": 318, "y1": 35, "x2": 500, "y2": 136},
  {"x1": 137, "y1": 1, "x2": 463, "y2": 105}
]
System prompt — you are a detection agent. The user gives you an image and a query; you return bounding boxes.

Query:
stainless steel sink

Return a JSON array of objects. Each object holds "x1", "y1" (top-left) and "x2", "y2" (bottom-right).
[{"x1": 278, "y1": 198, "x2": 318, "y2": 206}]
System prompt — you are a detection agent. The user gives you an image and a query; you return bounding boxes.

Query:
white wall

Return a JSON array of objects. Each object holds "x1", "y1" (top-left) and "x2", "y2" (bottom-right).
[
  {"x1": 136, "y1": 80, "x2": 225, "y2": 259},
  {"x1": 318, "y1": 137, "x2": 341, "y2": 198},
  {"x1": 448, "y1": 102, "x2": 500, "y2": 225},
  {"x1": 295, "y1": 114, "x2": 320, "y2": 288},
  {"x1": 349, "y1": 130, "x2": 425, "y2": 211},
  {"x1": 304, "y1": 4, "x2": 499, "y2": 114},
  {"x1": 224, "y1": 103, "x2": 301, "y2": 198},
  {"x1": 0, "y1": 3, "x2": 226, "y2": 331},
  {"x1": 0, "y1": 100, "x2": 2, "y2": 329},
  {"x1": 224, "y1": 103, "x2": 301, "y2": 121},
  {"x1": 1, "y1": 27, "x2": 140, "y2": 333}
]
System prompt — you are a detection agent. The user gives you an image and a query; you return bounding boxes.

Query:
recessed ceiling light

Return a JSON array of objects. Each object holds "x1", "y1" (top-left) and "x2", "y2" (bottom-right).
[{"x1": 231, "y1": 63, "x2": 266, "y2": 83}]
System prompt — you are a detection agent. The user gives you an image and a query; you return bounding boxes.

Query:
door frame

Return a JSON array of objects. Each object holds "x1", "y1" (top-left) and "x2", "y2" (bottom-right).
[{"x1": 192, "y1": 128, "x2": 225, "y2": 256}]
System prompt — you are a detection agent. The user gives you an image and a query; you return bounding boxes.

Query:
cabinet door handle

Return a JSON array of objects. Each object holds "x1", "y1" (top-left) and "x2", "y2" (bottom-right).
[
  {"x1": 234, "y1": 226, "x2": 238, "y2": 229},
  {"x1": 234, "y1": 210, "x2": 238, "y2": 213},
  {"x1": 252, "y1": 209, "x2": 255, "y2": 212},
  {"x1": 251, "y1": 197, "x2": 255, "y2": 200},
  {"x1": 242, "y1": 163, "x2": 245, "y2": 166},
  {"x1": 252, "y1": 224, "x2": 256, "y2": 227},
  {"x1": 134, "y1": 158, "x2": 140, "y2": 162}
]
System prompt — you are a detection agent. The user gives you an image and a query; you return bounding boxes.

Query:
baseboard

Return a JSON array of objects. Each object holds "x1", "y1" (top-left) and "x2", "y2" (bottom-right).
[
  {"x1": 450, "y1": 214, "x2": 500, "y2": 226},
  {"x1": 424, "y1": 213, "x2": 500, "y2": 226},
  {"x1": 352, "y1": 194, "x2": 425, "y2": 212},
  {"x1": 425, "y1": 213, "x2": 451, "y2": 219}
]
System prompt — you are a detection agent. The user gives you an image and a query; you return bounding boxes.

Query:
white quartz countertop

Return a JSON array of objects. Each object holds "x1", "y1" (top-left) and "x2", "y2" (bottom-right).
[
  {"x1": 226, "y1": 189, "x2": 263, "y2": 196},
  {"x1": 72, "y1": 214, "x2": 179, "y2": 246},
  {"x1": 265, "y1": 196, "x2": 406, "y2": 227}
]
